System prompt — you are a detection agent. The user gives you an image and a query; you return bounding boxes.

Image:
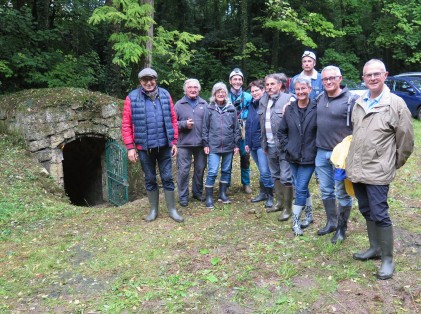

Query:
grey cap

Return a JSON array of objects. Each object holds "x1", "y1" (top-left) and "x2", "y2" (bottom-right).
[{"x1": 138, "y1": 67, "x2": 158, "y2": 79}]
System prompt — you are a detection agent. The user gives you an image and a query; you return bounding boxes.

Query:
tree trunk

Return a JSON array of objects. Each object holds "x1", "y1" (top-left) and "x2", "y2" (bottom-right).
[
  {"x1": 271, "y1": 29, "x2": 280, "y2": 69},
  {"x1": 142, "y1": 0, "x2": 154, "y2": 68},
  {"x1": 32, "y1": 0, "x2": 50, "y2": 30},
  {"x1": 240, "y1": 0, "x2": 248, "y2": 75}
]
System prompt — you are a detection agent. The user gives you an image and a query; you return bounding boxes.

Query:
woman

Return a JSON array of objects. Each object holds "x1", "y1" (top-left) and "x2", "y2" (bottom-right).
[
  {"x1": 203, "y1": 82, "x2": 241, "y2": 209},
  {"x1": 278, "y1": 77, "x2": 317, "y2": 236},
  {"x1": 245, "y1": 80, "x2": 274, "y2": 208}
]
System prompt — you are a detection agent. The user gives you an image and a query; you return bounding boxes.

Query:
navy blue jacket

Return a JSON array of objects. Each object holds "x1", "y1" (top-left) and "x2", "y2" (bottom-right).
[
  {"x1": 244, "y1": 99, "x2": 262, "y2": 150},
  {"x1": 122, "y1": 87, "x2": 178, "y2": 150}
]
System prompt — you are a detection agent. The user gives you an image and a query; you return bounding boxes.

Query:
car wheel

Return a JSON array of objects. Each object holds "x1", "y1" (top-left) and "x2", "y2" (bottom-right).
[{"x1": 416, "y1": 106, "x2": 421, "y2": 119}]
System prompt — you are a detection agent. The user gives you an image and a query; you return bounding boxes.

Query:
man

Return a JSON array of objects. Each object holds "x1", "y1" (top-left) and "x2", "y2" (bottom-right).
[
  {"x1": 346, "y1": 59, "x2": 414, "y2": 280},
  {"x1": 122, "y1": 67, "x2": 184, "y2": 223},
  {"x1": 259, "y1": 73, "x2": 295, "y2": 220},
  {"x1": 290, "y1": 50, "x2": 324, "y2": 100},
  {"x1": 228, "y1": 68, "x2": 253, "y2": 194},
  {"x1": 175, "y1": 78, "x2": 208, "y2": 207},
  {"x1": 315, "y1": 65, "x2": 359, "y2": 243}
]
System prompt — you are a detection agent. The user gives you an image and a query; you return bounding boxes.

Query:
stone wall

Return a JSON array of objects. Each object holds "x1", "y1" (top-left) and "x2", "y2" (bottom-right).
[{"x1": 0, "y1": 87, "x2": 123, "y2": 187}]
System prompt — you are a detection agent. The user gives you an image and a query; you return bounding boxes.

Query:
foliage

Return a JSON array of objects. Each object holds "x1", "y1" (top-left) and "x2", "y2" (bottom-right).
[
  {"x1": 263, "y1": 0, "x2": 345, "y2": 48},
  {"x1": 0, "y1": 4, "x2": 104, "y2": 92},
  {"x1": 88, "y1": 0, "x2": 155, "y2": 68},
  {"x1": 153, "y1": 26, "x2": 204, "y2": 90},
  {"x1": 88, "y1": 0, "x2": 203, "y2": 93},
  {"x1": 373, "y1": 0, "x2": 421, "y2": 64},
  {"x1": 319, "y1": 49, "x2": 361, "y2": 82},
  {"x1": 1, "y1": 0, "x2": 421, "y2": 95}
]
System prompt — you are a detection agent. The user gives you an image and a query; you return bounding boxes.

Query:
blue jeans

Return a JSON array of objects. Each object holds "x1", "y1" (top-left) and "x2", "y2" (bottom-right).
[
  {"x1": 289, "y1": 163, "x2": 315, "y2": 206},
  {"x1": 239, "y1": 139, "x2": 250, "y2": 185},
  {"x1": 250, "y1": 148, "x2": 274, "y2": 188},
  {"x1": 315, "y1": 148, "x2": 352, "y2": 207},
  {"x1": 138, "y1": 147, "x2": 174, "y2": 191},
  {"x1": 205, "y1": 152, "x2": 233, "y2": 187},
  {"x1": 352, "y1": 183, "x2": 391, "y2": 227}
]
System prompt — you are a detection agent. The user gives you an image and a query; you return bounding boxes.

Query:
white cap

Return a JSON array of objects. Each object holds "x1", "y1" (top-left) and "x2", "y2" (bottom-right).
[
  {"x1": 302, "y1": 51, "x2": 316, "y2": 61},
  {"x1": 229, "y1": 68, "x2": 244, "y2": 80}
]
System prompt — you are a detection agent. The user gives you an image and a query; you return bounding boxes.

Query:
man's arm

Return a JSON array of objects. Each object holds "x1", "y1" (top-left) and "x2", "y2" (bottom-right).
[
  {"x1": 169, "y1": 95, "x2": 178, "y2": 146},
  {"x1": 395, "y1": 101, "x2": 415, "y2": 169},
  {"x1": 122, "y1": 96, "x2": 135, "y2": 150}
]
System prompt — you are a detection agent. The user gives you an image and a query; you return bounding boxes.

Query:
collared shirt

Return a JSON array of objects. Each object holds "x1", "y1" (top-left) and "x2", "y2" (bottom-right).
[
  {"x1": 186, "y1": 97, "x2": 198, "y2": 109},
  {"x1": 364, "y1": 91, "x2": 384, "y2": 110}
]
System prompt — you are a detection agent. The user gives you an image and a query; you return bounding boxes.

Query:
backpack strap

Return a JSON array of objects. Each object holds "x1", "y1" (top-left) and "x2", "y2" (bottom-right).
[{"x1": 347, "y1": 94, "x2": 360, "y2": 127}]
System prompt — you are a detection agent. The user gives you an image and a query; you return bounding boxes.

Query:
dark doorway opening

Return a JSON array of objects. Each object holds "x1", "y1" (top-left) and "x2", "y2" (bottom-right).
[{"x1": 63, "y1": 136, "x2": 106, "y2": 206}]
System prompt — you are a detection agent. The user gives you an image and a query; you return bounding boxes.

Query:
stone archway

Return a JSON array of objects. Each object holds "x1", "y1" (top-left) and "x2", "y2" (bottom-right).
[
  {"x1": 0, "y1": 87, "x2": 142, "y2": 206},
  {"x1": 62, "y1": 136, "x2": 106, "y2": 206}
]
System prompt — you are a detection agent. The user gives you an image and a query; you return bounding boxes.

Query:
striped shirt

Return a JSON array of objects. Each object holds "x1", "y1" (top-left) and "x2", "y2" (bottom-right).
[{"x1": 265, "y1": 99, "x2": 274, "y2": 145}]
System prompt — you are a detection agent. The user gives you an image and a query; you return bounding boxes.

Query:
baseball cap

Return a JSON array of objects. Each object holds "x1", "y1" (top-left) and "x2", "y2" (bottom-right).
[
  {"x1": 229, "y1": 68, "x2": 244, "y2": 80},
  {"x1": 138, "y1": 68, "x2": 158, "y2": 79},
  {"x1": 302, "y1": 51, "x2": 316, "y2": 61}
]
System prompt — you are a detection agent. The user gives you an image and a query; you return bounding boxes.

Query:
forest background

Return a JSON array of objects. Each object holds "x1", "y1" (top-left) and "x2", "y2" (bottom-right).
[{"x1": 1, "y1": 0, "x2": 420, "y2": 100}]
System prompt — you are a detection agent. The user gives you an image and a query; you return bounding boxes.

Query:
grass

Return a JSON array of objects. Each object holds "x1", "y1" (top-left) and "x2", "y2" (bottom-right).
[{"x1": 0, "y1": 119, "x2": 420, "y2": 313}]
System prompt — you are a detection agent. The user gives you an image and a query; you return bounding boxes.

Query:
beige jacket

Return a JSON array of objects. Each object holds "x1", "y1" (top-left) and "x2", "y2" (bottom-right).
[{"x1": 346, "y1": 86, "x2": 414, "y2": 185}]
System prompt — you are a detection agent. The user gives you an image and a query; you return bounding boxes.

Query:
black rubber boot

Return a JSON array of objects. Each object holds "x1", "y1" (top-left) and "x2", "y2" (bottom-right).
[
  {"x1": 376, "y1": 225, "x2": 394, "y2": 280},
  {"x1": 331, "y1": 205, "x2": 352, "y2": 244},
  {"x1": 218, "y1": 182, "x2": 231, "y2": 204},
  {"x1": 264, "y1": 187, "x2": 274, "y2": 208},
  {"x1": 193, "y1": 194, "x2": 205, "y2": 202},
  {"x1": 267, "y1": 180, "x2": 283, "y2": 213},
  {"x1": 164, "y1": 190, "x2": 184, "y2": 223},
  {"x1": 353, "y1": 220, "x2": 381, "y2": 260},
  {"x1": 205, "y1": 187, "x2": 214, "y2": 209},
  {"x1": 251, "y1": 182, "x2": 268, "y2": 203},
  {"x1": 317, "y1": 199, "x2": 338, "y2": 235},
  {"x1": 145, "y1": 190, "x2": 159, "y2": 222},
  {"x1": 278, "y1": 184, "x2": 293, "y2": 221}
]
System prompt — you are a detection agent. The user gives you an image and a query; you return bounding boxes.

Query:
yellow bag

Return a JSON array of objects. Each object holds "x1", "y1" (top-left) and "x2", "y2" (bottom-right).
[
  {"x1": 344, "y1": 179, "x2": 355, "y2": 197},
  {"x1": 330, "y1": 135, "x2": 352, "y2": 169},
  {"x1": 331, "y1": 135, "x2": 355, "y2": 197}
]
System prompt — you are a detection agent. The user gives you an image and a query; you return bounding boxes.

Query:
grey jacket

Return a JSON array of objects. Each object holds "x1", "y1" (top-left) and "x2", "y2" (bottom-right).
[
  {"x1": 259, "y1": 92, "x2": 295, "y2": 152},
  {"x1": 346, "y1": 86, "x2": 414, "y2": 185},
  {"x1": 202, "y1": 102, "x2": 241, "y2": 154},
  {"x1": 175, "y1": 96, "x2": 208, "y2": 147}
]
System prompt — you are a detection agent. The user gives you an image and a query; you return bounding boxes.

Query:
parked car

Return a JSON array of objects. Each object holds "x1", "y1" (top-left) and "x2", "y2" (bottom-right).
[
  {"x1": 385, "y1": 76, "x2": 421, "y2": 119},
  {"x1": 347, "y1": 81, "x2": 368, "y2": 96},
  {"x1": 394, "y1": 72, "x2": 421, "y2": 78}
]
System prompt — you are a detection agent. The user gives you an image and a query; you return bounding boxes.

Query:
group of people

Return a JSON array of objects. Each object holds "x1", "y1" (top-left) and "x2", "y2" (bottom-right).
[{"x1": 122, "y1": 54, "x2": 414, "y2": 281}]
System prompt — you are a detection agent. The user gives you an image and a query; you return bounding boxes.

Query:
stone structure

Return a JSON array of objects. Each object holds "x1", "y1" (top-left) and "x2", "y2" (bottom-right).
[{"x1": 0, "y1": 87, "x2": 135, "y2": 205}]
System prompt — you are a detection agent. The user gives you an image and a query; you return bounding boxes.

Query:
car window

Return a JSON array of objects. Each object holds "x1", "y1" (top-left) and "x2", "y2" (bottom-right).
[
  {"x1": 385, "y1": 79, "x2": 394, "y2": 91},
  {"x1": 409, "y1": 80, "x2": 421, "y2": 90},
  {"x1": 395, "y1": 80, "x2": 412, "y2": 93}
]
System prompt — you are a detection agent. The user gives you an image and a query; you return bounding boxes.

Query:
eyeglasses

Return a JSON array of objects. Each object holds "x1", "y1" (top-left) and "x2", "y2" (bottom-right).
[
  {"x1": 362, "y1": 72, "x2": 385, "y2": 79},
  {"x1": 141, "y1": 77, "x2": 156, "y2": 82},
  {"x1": 322, "y1": 76, "x2": 340, "y2": 83}
]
